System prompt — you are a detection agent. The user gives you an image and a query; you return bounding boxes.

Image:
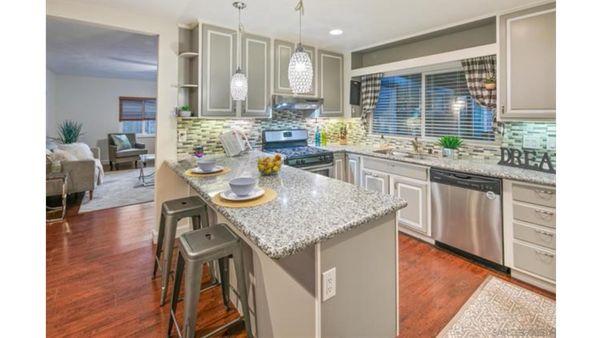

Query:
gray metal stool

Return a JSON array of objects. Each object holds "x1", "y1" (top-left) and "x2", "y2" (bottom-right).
[
  {"x1": 154, "y1": 196, "x2": 210, "y2": 306},
  {"x1": 168, "y1": 224, "x2": 253, "y2": 338}
]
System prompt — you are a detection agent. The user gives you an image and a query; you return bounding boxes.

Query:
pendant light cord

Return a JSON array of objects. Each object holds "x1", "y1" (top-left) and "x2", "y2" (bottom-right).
[{"x1": 295, "y1": 0, "x2": 304, "y2": 44}]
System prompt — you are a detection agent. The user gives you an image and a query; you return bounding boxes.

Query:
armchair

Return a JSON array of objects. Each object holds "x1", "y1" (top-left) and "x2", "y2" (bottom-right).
[{"x1": 107, "y1": 133, "x2": 148, "y2": 170}]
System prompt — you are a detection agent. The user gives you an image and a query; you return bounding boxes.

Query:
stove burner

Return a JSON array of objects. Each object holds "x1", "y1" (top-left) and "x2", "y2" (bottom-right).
[{"x1": 268, "y1": 146, "x2": 330, "y2": 159}]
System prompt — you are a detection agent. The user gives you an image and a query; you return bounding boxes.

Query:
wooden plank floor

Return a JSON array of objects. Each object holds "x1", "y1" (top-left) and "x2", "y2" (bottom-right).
[{"x1": 47, "y1": 199, "x2": 554, "y2": 337}]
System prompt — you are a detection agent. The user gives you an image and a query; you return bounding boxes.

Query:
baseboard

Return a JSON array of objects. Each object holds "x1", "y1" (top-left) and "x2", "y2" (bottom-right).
[
  {"x1": 511, "y1": 269, "x2": 556, "y2": 293},
  {"x1": 398, "y1": 226, "x2": 435, "y2": 244}
]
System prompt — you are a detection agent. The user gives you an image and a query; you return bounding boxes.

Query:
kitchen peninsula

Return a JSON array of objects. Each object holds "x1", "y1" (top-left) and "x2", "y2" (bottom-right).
[{"x1": 168, "y1": 151, "x2": 407, "y2": 337}]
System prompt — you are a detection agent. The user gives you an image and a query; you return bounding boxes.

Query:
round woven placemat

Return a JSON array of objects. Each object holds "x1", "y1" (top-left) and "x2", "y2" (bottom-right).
[
  {"x1": 211, "y1": 188, "x2": 277, "y2": 208},
  {"x1": 184, "y1": 167, "x2": 231, "y2": 178}
]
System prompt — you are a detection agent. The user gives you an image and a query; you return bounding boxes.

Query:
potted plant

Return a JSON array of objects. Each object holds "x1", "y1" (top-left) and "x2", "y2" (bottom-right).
[
  {"x1": 57, "y1": 120, "x2": 83, "y2": 144},
  {"x1": 179, "y1": 105, "x2": 192, "y2": 117},
  {"x1": 438, "y1": 136, "x2": 463, "y2": 159},
  {"x1": 483, "y1": 74, "x2": 496, "y2": 90}
]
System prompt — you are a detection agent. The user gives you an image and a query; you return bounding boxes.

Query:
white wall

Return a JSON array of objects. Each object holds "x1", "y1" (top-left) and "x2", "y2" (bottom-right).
[
  {"x1": 46, "y1": 69, "x2": 56, "y2": 137},
  {"x1": 48, "y1": 74, "x2": 157, "y2": 162}
]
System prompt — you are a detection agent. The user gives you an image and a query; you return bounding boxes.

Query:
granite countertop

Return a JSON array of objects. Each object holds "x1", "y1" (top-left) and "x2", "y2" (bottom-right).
[
  {"x1": 167, "y1": 151, "x2": 407, "y2": 259},
  {"x1": 321, "y1": 144, "x2": 556, "y2": 186}
]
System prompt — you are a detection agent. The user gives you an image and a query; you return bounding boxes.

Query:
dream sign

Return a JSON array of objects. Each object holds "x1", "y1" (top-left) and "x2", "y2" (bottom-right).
[{"x1": 498, "y1": 147, "x2": 555, "y2": 174}]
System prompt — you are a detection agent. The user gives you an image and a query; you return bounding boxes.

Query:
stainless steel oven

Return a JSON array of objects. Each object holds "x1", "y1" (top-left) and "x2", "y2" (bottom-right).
[{"x1": 303, "y1": 163, "x2": 334, "y2": 178}]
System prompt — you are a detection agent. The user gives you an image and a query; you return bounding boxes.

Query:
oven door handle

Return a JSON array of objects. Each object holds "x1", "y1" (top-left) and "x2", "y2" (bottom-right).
[{"x1": 302, "y1": 163, "x2": 334, "y2": 171}]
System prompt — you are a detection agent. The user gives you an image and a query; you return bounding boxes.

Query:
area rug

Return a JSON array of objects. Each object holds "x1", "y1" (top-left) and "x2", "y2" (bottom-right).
[
  {"x1": 78, "y1": 167, "x2": 154, "y2": 213},
  {"x1": 437, "y1": 276, "x2": 555, "y2": 337}
]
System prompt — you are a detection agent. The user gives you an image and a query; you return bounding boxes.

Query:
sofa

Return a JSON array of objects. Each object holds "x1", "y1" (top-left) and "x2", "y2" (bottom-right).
[
  {"x1": 46, "y1": 142, "x2": 103, "y2": 200},
  {"x1": 107, "y1": 133, "x2": 148, "y2": 170}
]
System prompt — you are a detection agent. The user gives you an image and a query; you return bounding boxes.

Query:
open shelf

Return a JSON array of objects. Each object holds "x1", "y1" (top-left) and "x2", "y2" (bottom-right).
[{"x1": 179, "y1": 51, "x2": 199, "y2": 58}]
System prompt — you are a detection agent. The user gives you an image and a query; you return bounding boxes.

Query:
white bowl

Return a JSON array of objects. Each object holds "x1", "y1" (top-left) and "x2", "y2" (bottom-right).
[
  {"x1": 229, "y1": 177, "x2": 257, "y2": 197},
  {"x1": 196, "y1": 158, "x2": 216, "y2": 172}
]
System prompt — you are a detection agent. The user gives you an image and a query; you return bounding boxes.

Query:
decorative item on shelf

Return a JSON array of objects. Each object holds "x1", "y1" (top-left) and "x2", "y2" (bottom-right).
[
  {"x1": 56, "y1": 120, "x2": 83, "y2": 144},
  {"x1": 257, "y1": 154, "x2": 282, "y2": 176},
  {"x1": 438, "y1": 136, "x2": 463, "y2": 159},
  {"x1": 230, "y1": 1, "x2": 248, "y2": 101},
  {"x1": 179, "y1": 105, "x2": 192, "y2": 117},
  {"x1": 498, "y1": 147, "x2": 555, "y2": 173},
  {"x1": 483, "y1": 74, "x2": 496, "y2": 90},
  {"x1": 338, "y1": 123, "x2": 348, "y2": 145},
  {"x1": 288, "y1": 0, "x2": 313, "y2": 94},
  {"x1": 193, "y1": 146, "x2": 204, "y2": 158}
]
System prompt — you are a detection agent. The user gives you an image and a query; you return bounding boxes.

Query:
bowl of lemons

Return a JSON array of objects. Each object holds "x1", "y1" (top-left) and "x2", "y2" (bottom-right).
[{"x1": 257, "y1": 154, "x2": 282, "y2": 176}]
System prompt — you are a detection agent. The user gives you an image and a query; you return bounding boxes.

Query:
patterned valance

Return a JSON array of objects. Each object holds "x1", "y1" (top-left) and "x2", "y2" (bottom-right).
[
  {"x1": 461, "y1": 55, "x2": 496, "y2": 109},
  {"x1": 360, "y1": 73, "x2": 384, "y2": 128}
]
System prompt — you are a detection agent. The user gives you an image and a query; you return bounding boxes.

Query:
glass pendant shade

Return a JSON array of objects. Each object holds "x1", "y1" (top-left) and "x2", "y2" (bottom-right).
[
  {"x1": 230, "y1": 68, "x2": 248, "y2": 101},
  {"x1": 288, "y1": 44, "x2": 313, "y2": 94}
]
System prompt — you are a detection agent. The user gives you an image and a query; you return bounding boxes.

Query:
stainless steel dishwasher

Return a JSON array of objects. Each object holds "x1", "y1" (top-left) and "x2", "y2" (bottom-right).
[{"x1": 430, "y1": 168, "x2": 504, "y2": 266}]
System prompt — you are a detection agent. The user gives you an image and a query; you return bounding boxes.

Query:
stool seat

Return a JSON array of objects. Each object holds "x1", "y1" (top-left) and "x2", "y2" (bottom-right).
[
  {"x1": 179, "y1": 225, "x2": 238, "y2": 260},
  {"x1": 162, "y1": 196, "x2": 206, "y2": 217}
]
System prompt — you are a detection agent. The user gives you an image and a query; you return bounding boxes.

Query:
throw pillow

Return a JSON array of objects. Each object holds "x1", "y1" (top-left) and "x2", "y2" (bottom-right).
[
  {"x1": 57, "y1": 142, "x2": 94, "y2": 160},
  {"x1": 111, "y1": 134, "x2": 132, "y2": 151},
  {"x1": 52, "y1": 149, "x2": 77, "y2": 161}
]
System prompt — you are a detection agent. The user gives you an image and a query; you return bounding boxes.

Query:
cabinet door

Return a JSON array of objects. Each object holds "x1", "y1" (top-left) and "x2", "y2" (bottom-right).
[
  {"x1": 241, "y1": 33, "x2": 271, "y2": 117},
  {"x1": 334, "y1": 156, "x2": 345, "y2": 181},
  {"x1": 390, "y1": 175, "x2": 429, "y2": 235},
  {"x1": 347, "y1": 155, "x2": 360, "y2": 186},
  {"x1": 274, "y1": 40, "x2": 316, "y2": 95},
  {"x1": 319, "y1": 50, "x2": 344, "y2": 117},
  {"x1": 361, "y1": 169, "x2": 389, "y2": 195},
  {"x1": 201, "y1": 24, "x2": 237, "y2": 117},
  {"x1": 499, "y1": 3, "x2": 555, "y2": 120}
]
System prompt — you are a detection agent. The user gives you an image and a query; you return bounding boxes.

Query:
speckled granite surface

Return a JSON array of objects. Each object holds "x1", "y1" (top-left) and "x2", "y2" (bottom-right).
[
  {"x1": 321, "y1": 144, "x2": 555, "y2": 186},
  {"x1": 167, "y1": 151, "x2": 407, "y2": 259}
]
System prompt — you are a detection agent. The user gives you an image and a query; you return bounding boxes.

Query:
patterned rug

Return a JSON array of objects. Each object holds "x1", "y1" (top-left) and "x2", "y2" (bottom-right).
[
  {"x1": 78, "y1": 167, "x2": 154, "y2": 213},
  {"x1": 437, "y1": 276, "x2": 555, "y2": 337}
]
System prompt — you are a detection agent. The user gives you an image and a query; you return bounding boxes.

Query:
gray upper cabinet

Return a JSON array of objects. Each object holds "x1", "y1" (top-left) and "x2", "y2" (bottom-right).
[
  {"x1": 274, "y1": 40, "x2": 316, "y2": 96},
  {"x1": 499, "y1": 3, "x2": 556, "y2": 120},
  {"x1": 319, "y1": 50, "x2": 344, "y2": 117},
  {"x1": 241, "y1": 33, "x2": 271, "y2": 117},
  {"x1": 201, "y1": 24, "x2": 237, "y2": 117}
]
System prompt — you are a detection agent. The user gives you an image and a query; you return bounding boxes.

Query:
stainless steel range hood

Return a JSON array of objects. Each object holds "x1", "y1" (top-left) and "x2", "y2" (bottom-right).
[{"x1": 271, "y1": 95, "x2": 323, "y2": 115}]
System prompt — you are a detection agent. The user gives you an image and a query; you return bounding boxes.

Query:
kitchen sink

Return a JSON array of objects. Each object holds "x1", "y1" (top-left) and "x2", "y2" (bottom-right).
[{"x1": 372, "y1": 148, "x2": 437, "y2": 160}]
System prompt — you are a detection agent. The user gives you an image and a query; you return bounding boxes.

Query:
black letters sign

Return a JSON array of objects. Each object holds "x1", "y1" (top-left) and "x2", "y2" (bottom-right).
[{"x1": 498, "y1": 147, "x2": 555, "y2": 173}]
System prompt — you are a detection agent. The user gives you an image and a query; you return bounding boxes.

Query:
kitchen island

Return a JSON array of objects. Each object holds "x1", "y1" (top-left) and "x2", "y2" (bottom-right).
[{"x1": 167, "y1": 151, "x2": 407, "y2": 337}]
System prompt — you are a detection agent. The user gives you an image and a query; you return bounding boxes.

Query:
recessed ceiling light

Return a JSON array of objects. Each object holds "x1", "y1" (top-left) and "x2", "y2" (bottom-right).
[{"x1": 329, "y1": 29, "x2": 343, "y2": 36}]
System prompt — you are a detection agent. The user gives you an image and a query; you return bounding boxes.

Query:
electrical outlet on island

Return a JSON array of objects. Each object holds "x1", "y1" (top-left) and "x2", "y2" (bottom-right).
[{"x1": 322, "y1": 267, "x2": 336, "y2": 301}]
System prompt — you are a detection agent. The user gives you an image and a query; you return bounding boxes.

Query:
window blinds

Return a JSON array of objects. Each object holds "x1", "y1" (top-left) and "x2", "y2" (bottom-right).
[
  {"x1": 119, "y1": 97, "x2": 156, "y2": 121},
  {"x1": 372, "y1": 74, "x2": 422, "y2": 136},
  {"x1": 424, "y1": 71, "x2": 494, "y2": 141}
]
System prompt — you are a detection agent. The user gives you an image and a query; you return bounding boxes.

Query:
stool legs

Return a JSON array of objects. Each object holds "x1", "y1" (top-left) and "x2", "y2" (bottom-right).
[
  {"x1": 168, "y1": 252, "x2": 185, "y2": 336},
  {"x1": 232, "y1": 245, "x2": 253, "y2": 338},
  {"x1": 160, "y1": 214, "x2": 178, "y2": 306},
  {"x1": 182, "y1": 260, "x2": 203, "y2": 338},
  {"x1": 153, "y1": 213, "x2": 166, "y2": 278},
  {"x1": 218, "y1": 257, "x2": 231, "y2": 311}
]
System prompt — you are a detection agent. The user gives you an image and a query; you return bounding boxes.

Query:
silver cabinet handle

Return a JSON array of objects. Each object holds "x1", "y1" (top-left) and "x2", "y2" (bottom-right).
[
  {"x1": 534, "y1": 229, "x2": 554, "y2": 238},
  {"x1": 534, "y1": 189, "x2": 555, "y2": 199},
  {"x1": 534, "y1": 209, "x2": 555, "y2": 218},
  {"x1": 535, "y1": 250, "x2": 555, "y2": 259}
]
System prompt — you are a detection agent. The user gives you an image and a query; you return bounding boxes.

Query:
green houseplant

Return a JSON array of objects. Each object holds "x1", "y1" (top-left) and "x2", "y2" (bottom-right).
[
  {"x1": 438, "y1": 136, "x2": 463, "y2": 159},
  {"x1": 179, "y1": 105, "x2": 192, "y2": 117},
  {"x1": 484, "y1": 74, "x2": 496, "y2": 90},
  {"x1": 57, "y1": 120, "x2": 84, "y2": 144}
]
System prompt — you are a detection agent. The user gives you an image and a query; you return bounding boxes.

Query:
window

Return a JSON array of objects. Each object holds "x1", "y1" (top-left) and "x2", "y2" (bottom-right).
[
  {"x1": 119, "y1": 97, "x2": 156, "y2": 135},
  {"x1": 371, "y1": 70, "x2": 494, "y2": 142},
  {"x1": 372, "y1": 74, "x2": 421, "y2": 136}
]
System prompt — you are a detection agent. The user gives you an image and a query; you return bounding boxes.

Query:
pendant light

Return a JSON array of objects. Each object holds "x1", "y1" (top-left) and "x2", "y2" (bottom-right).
[
  {"x1": 230, "y1": 1, "x2": 248, "y2": 101},
  {"x1": 288, "y1": 0, "x2": 313, "y2": 94}
]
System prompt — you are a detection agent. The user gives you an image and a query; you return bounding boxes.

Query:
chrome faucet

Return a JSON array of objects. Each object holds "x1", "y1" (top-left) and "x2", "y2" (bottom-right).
[{"x1": 411, "y1": 136, "x2": 422, "y2": 155}]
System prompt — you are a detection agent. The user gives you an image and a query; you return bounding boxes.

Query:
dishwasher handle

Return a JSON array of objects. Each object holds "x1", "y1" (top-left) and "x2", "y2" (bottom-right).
[{"x1": 431, "y1": 169, "x2": 502, "y2": 194}]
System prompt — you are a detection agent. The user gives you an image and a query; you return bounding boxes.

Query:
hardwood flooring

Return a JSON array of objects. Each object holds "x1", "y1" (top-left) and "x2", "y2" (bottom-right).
[{"x1": 47, "y1": 201, "x2": 554, "y2": 337}]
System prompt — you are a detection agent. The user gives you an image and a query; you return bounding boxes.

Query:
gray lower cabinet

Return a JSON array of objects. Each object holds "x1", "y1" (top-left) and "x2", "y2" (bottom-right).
[
  {"x1": 499, "y1": 3, "x2": 556, "y2": 120},
  {"x1": 201, "y1": 24, "x2": 237, "y2": 117},
  {"x1": 241, "y1": 33, "x2": 271, "y2": 117},
  {"x1": 273, "y1": 40, "x2": 316, "y2": 95},
  {"x1": 346, "y1": 154, "x2": 360, "y2": 186},
  {"x1": 390, "y1": 175, "x2": 429, "y2": 235},
  {"x1": 333, "y1": 153, "x2": 346, "y2": 181},
  {"x1": 361, "y1": 168, "x2": 389, "y2": 195},
  {"x1": 319, "y1": 50, "x2": 344, "y2": 117}
]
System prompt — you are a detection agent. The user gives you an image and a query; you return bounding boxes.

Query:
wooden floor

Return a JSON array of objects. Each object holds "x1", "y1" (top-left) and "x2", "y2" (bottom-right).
[{"x1": 47, "y1": 200, "x2": 554, "y2": 337}]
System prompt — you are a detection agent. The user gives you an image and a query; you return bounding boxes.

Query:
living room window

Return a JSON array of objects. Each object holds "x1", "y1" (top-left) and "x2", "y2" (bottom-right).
[
  {"x1": 119, "y1": 97, "x2": 156, "y2": 136},
  {"x1": 371, "y1": 69, "x2": 495, "y2": 142}
]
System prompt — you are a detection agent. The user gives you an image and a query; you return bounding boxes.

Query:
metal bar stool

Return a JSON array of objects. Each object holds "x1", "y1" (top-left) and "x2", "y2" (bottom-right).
[
  {"x1": 168, "y1": 224, "x2": 253, "y2": 338},
  {"x1": 154, "y1": 196, "x2": 211, "y2": 306}
]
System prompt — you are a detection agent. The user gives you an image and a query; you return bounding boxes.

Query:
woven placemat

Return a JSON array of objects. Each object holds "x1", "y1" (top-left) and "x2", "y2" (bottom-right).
[
  {"x1": 211, "y1": 188, "x2": 277, "y2": 208},
  {"x1": 184, "y1": 167, "x2": 231, "y2": 178}
]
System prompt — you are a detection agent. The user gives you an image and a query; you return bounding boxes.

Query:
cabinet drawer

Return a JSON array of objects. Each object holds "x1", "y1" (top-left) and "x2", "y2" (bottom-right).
[
  {"x1": 513, "y1": 241, "x2": 555, "y2": 281},
  {"x1": 362, "y1": 157, "x2": 427, "y2": 181},
  {"x1": 513, "y1": 202, "x2": 555, "y2": 228},
  {"x1": 513, "y1": 221, "x2": 555, "y2": 250},
  {"x1": 513, "y1": 184, "x2": 555, "y2": 207}
]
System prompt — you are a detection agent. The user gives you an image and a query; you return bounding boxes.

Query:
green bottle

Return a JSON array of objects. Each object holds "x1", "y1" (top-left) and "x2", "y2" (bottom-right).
[{"x1": 322, "y1": 131, "x2": 328, "y2": 145}]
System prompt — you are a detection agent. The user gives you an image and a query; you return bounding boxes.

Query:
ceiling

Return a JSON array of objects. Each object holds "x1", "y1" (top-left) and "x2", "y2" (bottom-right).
[
  {"x1": 46, "y1": 17, "x2": 158, "y2": 80},
  {"x1": 50, "y1": 0, "x2": 542, "y2": 52}
]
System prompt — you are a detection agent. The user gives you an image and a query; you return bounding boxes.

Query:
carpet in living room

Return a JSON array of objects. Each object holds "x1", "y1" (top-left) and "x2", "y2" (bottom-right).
[{"x1": 78, "y1": 167, "x2": 154, "y2": 213}]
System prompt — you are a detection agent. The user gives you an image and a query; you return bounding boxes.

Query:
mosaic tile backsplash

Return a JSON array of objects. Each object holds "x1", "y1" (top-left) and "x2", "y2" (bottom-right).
[{"x1": 177, "y1": 113, "x2": 556, "y2": 166}]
